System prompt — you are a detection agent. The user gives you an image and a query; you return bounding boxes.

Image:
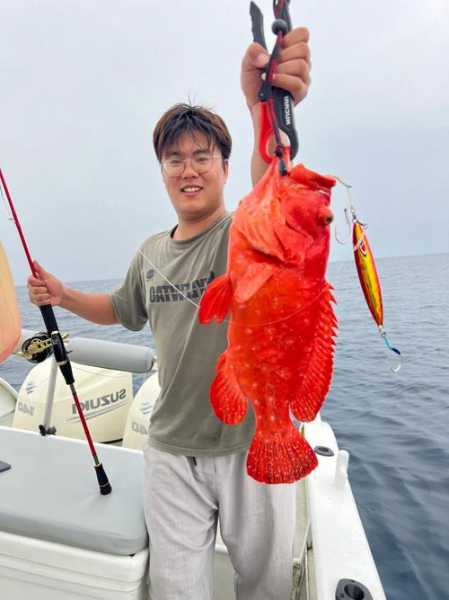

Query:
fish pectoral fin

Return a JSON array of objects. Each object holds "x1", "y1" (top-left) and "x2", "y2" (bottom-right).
[
  {"x1": 290, "y1": 284, "x2": 338, "y2": 421},
  {"x1": 199, "y1": 274, "x2": 233, "y2": 324},
  {"x1": 234, "y1": 262, "x2": 274, "y2": 304},
  {"x1": 211, "y1": 352, "x2": 247, "y2": 424}
]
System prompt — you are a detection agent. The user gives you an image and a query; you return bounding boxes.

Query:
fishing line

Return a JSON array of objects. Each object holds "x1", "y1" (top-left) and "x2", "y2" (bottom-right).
[
  {"x1": 130, "y1": 247, "x2": 333, "y2": 329},
  {"x1": 137, "y1": 248, "x2": 200, "y2": 310}
]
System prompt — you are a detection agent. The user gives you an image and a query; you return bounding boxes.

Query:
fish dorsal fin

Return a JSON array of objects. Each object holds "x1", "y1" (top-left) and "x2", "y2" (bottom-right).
[{"x1": 234, "y1": 262, "x2": 274, "y2": 304}]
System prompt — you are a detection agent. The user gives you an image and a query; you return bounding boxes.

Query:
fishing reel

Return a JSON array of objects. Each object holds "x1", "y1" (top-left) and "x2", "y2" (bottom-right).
[{"x1": 18, "y1": 331, "x2": 69, "y2": 363}]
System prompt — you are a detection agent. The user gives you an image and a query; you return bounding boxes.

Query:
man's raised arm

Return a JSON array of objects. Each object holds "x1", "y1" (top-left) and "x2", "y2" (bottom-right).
[{"x1": 240, "y1": 27, "x2": 312, "y2": 186}]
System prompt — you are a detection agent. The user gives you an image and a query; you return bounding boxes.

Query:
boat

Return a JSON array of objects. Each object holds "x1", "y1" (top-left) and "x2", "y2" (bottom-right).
[{"x1": 0, "y1": 329, "x2": 386, "y2": 599}]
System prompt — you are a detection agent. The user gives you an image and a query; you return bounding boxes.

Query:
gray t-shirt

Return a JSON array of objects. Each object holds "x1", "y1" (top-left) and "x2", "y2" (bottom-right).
[{"x1": 111, "y1": 212, "x2": 254, "y2": 456}]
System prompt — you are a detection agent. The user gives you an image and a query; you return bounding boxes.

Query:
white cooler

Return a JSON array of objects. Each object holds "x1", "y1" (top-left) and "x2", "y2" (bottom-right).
[{"x1": 0, "y1": 426, "x2": 149, "y2": 599}]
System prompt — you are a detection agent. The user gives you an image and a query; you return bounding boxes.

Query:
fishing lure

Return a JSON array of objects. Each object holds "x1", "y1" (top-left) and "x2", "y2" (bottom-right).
[{"x1": 337, "y1": 181, "x2": 401, "y2": 371}]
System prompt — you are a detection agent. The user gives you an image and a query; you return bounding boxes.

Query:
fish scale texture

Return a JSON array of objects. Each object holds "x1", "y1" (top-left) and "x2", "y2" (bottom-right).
[{"x1": 199, "y1": 160, "x2": 337, "y2": 484}]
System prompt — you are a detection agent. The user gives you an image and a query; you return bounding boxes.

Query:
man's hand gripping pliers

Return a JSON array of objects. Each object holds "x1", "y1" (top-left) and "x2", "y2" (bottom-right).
[{"x1": 250, "y1": 0, "x2": 299, "y2": 175}]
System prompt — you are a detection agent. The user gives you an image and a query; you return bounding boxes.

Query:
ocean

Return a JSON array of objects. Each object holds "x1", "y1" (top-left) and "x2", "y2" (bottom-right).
[{"x1": 1, "y1": 252, "x2": 448, "y2": 599}]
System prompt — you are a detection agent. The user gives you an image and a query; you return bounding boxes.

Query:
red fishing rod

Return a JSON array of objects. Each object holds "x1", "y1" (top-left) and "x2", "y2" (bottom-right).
[{"x1": 0, "y1": 168, "x2": 112, "y2": 495}]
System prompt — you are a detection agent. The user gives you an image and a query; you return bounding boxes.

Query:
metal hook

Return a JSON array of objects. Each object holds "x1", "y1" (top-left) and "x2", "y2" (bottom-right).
[
  {"x1": 333, "y1": 175, "x2": 355, "y2": 245},
  {"x1": 335, "y1": 207, "x2": 352, "y2": 245}
]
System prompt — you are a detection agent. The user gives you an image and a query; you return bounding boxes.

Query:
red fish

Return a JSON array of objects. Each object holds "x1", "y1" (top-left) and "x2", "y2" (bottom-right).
[{"x1": 199, "y1": 159, "x2": 337, "y2": 484}]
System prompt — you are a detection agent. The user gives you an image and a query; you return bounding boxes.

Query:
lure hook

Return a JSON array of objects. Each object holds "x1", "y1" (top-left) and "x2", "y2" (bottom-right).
[{"x1": 333, "y1": 176, "x2": 355, "y2": 245}]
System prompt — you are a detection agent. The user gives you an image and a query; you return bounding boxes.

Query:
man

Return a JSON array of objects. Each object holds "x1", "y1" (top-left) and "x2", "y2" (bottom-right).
[{"x1": 28, "y1": 28, "x2": 311, "y2": 600}]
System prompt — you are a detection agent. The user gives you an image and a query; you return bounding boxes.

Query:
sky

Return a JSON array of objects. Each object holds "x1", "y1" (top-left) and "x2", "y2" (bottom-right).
[{"x1": 1, "y1": 0, "x2": 448, "y2": 283}]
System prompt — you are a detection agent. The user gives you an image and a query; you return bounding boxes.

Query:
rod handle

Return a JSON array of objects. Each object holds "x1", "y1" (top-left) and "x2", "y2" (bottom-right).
[
  {"x1": 95, "y1": 463, "x2": 112, "y2": 495},
  {"x1": 39, "y1": 304, "x2": 58, "y2": 332}
]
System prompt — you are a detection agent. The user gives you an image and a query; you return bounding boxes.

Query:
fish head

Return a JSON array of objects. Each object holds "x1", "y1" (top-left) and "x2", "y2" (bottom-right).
[
  {"x1": 276, "y1": 164, "x2": 336, "y2": 273},
  {"x1": 279, "y1": 164, "x2": 335, "y2": 237}
]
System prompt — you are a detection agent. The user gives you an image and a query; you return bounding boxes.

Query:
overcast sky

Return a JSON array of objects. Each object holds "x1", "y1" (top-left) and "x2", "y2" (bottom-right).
[{"x1": 1, "y1": 0, "x2": 448, "y2": 283}]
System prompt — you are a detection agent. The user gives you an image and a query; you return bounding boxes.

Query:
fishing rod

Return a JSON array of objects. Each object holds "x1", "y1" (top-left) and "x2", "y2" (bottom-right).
[{"x1": 0, "y1": 168, "x2": 112, "y2": 495}]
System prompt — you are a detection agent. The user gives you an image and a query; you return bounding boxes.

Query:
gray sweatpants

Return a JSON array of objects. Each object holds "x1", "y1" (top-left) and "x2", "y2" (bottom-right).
[{"x1": 143, "y1": 446, "x2": 296, "y2": 600}]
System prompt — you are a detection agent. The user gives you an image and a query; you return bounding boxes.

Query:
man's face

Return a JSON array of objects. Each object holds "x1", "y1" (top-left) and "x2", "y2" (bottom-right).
[{"x1": 161, "y1": 132, "x2": 229, "y2": 222}]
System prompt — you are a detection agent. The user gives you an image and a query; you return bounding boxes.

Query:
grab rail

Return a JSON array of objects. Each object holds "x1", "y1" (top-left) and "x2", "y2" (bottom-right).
[{"x1": 19, "y1": 329, "x2": 155, "y2": 374}]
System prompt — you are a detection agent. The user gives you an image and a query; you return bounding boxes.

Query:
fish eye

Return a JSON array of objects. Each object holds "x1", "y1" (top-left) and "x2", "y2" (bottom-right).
[{"x1": 317, "y1": 206, "x2": 334, "y2": 226}]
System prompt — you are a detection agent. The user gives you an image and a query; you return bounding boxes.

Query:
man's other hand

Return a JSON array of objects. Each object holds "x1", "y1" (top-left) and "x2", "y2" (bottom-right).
[{"x1": 27, "y1": 261, "x2": 63, "y2": 306}]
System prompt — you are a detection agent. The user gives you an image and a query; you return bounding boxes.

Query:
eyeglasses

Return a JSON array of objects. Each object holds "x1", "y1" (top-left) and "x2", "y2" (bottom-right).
[{"x1": 161, "y1": 153, "x2": 224, "y2": 177}]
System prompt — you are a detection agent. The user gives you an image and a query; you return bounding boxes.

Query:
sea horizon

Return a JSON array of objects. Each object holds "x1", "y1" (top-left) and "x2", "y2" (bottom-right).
[{"x1": 11, "y1": 250, "x2": 449, "y2": 291}]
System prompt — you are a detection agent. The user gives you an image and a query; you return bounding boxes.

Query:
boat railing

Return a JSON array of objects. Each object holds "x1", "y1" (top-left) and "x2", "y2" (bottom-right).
[{"x1": 20, "y1": 328, "x2": 155, "y2": 373}]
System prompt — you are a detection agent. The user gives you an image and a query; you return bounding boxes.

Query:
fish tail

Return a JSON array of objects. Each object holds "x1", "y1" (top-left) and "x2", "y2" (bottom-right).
[
  {"x1": 247, "y1": 424, "x2": 317, "y2": 484},
  {"x1": 211, "y1": 352, "x2": 248, "y2": 424}
]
